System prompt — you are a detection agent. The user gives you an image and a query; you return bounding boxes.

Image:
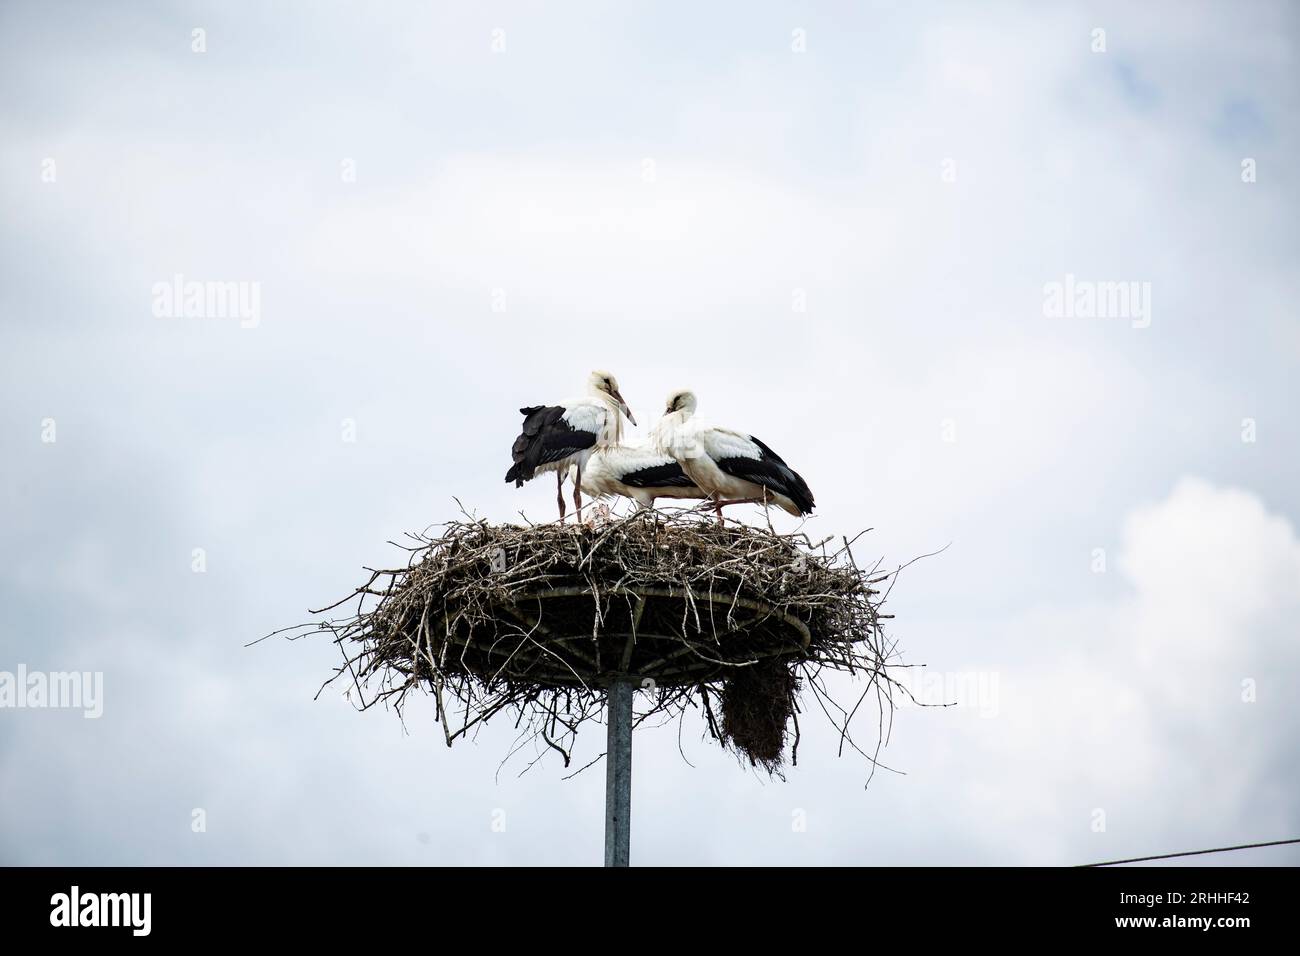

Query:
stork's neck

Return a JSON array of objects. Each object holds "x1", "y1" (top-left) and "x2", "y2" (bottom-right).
[
  {"x1": 590, "y1": 390, "x2": 623, "y2": 444},
  {"x1": 650, "y1": 409, "x2": 691, "y2": 452},
  {"x1": 596, "y1": 387, "x2": 621, "y2": 413}
]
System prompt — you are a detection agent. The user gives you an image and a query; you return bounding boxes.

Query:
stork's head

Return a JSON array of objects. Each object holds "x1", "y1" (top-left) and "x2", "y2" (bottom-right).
[
  {"x1": 587, "y1": 370, "x2": 636, "y2": 426},
  {"x1": 663, "y1": 389, "x2": 698, "y2": 417}
]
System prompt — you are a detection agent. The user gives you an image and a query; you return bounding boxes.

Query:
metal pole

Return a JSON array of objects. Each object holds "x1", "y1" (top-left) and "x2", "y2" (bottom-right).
[{"x1": 604, "y1": 680, "x2": 633, "y2": 867}]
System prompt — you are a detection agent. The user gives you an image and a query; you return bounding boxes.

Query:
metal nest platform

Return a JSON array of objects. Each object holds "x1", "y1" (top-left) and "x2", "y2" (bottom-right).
[{"x1": 463, "y1": 584, "x2": 812, "y2": 689}]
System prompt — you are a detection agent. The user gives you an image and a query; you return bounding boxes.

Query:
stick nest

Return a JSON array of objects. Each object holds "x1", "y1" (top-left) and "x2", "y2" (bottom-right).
[{"x1": 289, "y1": 506, "x2": 906, "y2": 776}]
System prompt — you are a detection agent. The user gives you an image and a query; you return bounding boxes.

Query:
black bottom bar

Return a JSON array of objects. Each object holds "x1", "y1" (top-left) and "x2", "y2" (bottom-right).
[{"x1": 0, "y1": 865, "x2": 1287, "y2": 942}]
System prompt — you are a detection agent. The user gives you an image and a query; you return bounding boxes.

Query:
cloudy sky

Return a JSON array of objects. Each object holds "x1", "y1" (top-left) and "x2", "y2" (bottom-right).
[{"x1": 2, "y1": 0, "x2": 1298, "y2": 866}]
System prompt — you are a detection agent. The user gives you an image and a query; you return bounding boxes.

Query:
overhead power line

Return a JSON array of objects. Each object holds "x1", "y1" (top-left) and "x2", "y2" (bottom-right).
[{"x1": 1080, "y1": 837, "x2": 1300, "y2": 867}]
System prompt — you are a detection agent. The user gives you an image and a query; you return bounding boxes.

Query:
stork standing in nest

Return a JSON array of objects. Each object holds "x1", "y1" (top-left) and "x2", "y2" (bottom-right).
[
  {"x1": 651, "y1": 389, "x2": 815, "y2": 521},
  {"x1": 505, "y1": 370, "x2": 637, "y2": 521}
]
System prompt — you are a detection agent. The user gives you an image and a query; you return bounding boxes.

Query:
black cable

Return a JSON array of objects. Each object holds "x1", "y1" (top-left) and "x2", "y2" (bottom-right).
[{"x1": 1079, "y1": 837, "x2": 1300, "y2": 867}]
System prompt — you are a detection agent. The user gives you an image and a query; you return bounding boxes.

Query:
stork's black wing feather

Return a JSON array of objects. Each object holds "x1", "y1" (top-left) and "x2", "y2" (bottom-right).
[
  {"x1": 716, "y1": 435, "x2": 815, "y2": 514},
  {"x1": 619, "y1": 462, "x2": 695, "y2": 489},
  {"x1": 504, "y1": 405, "x2": 598, "y2": 486}
]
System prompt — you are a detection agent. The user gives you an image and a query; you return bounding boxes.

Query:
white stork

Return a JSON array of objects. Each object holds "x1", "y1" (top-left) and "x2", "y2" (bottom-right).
[
  {"x1": 650, "y1": 389, "x2": 815, "y2": 520},
  {"x1": 576, "y1": 444, "x2": 705, "y2": 510},
  {"x1": 504, "y1": 370, "x2": 637, "y2": 520}
]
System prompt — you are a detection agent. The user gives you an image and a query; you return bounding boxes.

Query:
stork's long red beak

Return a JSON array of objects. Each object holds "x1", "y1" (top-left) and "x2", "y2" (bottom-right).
[{"x1": 613, "y1": 390, "x2": 636, "y2": 427}]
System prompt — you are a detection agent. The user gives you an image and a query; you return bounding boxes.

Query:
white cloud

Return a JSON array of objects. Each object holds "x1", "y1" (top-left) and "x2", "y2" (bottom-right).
[{"x1": 935, "y1": 478, "x2": 1300, "y2": 864}]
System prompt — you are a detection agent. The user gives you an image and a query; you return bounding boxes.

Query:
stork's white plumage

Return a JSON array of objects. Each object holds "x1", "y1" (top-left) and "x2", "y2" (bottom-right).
[
  {"x1": 504, "y1": 370, "x2": 637, "y2": 520},
  {"x1": 576, "y1": 444, "x2": 704, "y2": 510},
  {"x1": 651, "y1": 389, "x2": 815, "y2": 520}
]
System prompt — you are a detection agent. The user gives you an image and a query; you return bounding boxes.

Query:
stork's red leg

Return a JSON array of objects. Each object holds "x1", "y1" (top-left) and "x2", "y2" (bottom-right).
[
  {"x1": 714, "y1": 497, "x2": 764, "y2": 525},
  {"x1": 556, "y1": 471, "x2": 567, "y2": 522},
  {"x1": 573, "y1": 464, "x2": 584, "y2": 522}
]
